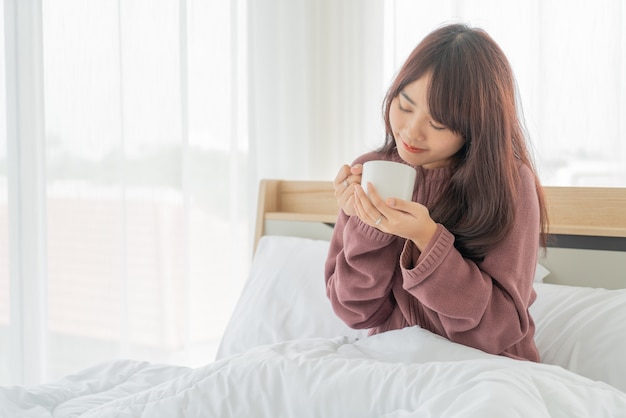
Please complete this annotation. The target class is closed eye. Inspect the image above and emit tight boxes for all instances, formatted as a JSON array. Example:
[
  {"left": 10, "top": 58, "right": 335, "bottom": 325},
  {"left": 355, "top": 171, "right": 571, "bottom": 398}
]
[
  {"left": 398, "top": 101, "right": 412, "bottom": 113},
  {"left": 430, "top": 121, "right": 446, "bottom": 131},
  {"left": 398, "top": 91, "right": 415, "bottom": 113}
]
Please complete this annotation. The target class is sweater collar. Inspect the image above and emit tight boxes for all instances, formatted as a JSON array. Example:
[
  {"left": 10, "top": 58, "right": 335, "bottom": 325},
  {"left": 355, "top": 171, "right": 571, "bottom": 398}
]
[{"left": 389, "top": 148, "right": 453, "bottom": 183}]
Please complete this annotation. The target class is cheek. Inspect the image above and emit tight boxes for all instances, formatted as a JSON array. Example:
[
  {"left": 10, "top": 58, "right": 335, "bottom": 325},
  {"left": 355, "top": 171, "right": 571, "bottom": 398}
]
[
  {"left": 388, "top": 102, "right": 401, "bottom": 133},
  {"left": 446, "top": 134, "right": 466, "bottom": 154}
]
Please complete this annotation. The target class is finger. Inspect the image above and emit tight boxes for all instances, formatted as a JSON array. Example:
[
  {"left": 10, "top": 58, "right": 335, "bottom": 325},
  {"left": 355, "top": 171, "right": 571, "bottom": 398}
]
[
  {"left": 333, "top": 165, "right": 351, "bottom": 201},
  {"left": 345, "top": 165, "right": 363, "bottom": 188},
  {"left": 334, "top": 165, "right": 351, "bottom": 186},
  {"left": 353, "top": 186, "right": 371, "bottom": 220},
  {"left": 355, "top": 185, "right": 384, "bottom": 225},
  {"left": 345, "top": 193, "right": 355, "bottom": 208},
  {"left": 352, "top": 188, "right": 365, "bottom": 220},
  {"left": 365, "top": 183, "right": 389, "bottom": 213},
  {"left": 385, "top": 197, "right": 413, "bottom": 213},
  {"left": 350, "top": 164, "right": 363, "bottom": 175}
]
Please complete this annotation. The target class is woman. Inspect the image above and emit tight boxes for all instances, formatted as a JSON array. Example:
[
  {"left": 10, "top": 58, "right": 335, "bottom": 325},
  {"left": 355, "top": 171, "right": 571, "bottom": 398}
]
[{"left": 325, "top": 23, "right": 548, "bottom": 361}]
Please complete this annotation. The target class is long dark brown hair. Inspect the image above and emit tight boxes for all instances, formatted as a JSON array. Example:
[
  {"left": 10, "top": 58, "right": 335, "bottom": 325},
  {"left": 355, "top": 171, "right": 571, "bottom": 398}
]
[{"left": 381, "top": 23, "right": 548, "bottom": 262}]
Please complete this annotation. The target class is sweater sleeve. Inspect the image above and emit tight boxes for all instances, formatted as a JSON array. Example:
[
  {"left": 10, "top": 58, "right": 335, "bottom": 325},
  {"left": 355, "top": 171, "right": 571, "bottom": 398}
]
[
  {"left": 399, "top": 165, "right": 540, "bottom": 355},
  {"left": 324, "top": 209, "right": 405, "bottom": 329}
]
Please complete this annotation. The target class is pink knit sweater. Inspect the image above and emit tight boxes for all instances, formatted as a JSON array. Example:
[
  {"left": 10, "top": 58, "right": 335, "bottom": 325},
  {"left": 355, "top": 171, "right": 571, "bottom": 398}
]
[{"left": 325, "top": 150, "right": 541, "bottom": 362}]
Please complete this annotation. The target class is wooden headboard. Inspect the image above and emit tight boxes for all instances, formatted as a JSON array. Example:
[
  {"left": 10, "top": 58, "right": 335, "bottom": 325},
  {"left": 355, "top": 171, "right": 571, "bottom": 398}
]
[{"left": 254, "top": 179, "right": 626, "bottom": 289}]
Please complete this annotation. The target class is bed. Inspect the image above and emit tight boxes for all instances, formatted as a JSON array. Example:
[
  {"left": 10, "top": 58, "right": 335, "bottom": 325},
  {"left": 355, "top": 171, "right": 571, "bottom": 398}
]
[{"left": 2, "top": 180, "right": 626, "bottom": 417}]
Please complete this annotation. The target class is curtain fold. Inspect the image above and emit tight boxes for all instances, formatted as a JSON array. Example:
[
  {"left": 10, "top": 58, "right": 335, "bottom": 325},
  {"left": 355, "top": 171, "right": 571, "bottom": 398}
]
[
  {"left": 247, "top": 0, "right": 386, "bottom": 182},
  {"left": 2, "top": 0, "right": 48, "bottom": 385}
]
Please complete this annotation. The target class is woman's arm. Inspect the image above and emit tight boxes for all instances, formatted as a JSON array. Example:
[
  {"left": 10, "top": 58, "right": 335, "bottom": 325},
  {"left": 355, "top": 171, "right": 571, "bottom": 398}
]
[
  {"left": 324, "top": 209, "right": 404, "bottom": 329},
  {"left": 400, "top": 165, "right": 540, "bottom": 355}
]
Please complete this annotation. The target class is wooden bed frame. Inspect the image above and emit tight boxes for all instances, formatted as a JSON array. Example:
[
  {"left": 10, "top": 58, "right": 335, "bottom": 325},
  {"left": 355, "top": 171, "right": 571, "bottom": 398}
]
[{"left": 254, "top": 180, "right": 626, "bottom": 289}]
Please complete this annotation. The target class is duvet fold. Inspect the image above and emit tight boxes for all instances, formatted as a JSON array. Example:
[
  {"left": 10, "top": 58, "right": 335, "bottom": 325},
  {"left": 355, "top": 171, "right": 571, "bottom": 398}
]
[{"left": 2, "top": 327, "right": 626, "bottom": 417}]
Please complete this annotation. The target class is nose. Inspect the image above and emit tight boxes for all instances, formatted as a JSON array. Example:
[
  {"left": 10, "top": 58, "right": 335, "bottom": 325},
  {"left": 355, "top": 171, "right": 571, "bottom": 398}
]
[{"left": 405, "top": 112, "right": 427, "bottom": 142}]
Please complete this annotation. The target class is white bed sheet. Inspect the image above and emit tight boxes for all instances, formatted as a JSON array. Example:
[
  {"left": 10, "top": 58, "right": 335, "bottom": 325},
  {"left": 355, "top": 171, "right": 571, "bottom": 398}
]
[
  {"left": 3, "top": 327, "right": 626, "bottom": 417},
  {"left": 4, "top": 235, "right": 626, "bottom": 417}
]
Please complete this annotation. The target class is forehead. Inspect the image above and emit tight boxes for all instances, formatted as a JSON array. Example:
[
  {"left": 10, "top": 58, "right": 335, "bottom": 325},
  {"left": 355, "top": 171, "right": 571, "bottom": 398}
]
[{"left": 400, "top": 73, "right": 432, "bottom": 109}]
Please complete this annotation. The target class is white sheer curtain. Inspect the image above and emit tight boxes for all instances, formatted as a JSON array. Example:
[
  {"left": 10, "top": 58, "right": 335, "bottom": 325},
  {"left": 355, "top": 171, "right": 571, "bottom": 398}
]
[
  {"left": 248, "top": 0, "right": 386, "bottom": 181},
  {"left": 1, "top": 0, "right": 624, "bottom": 386},
  {"left": 1, "top": 0, "right": 250, "bottom": 384}
]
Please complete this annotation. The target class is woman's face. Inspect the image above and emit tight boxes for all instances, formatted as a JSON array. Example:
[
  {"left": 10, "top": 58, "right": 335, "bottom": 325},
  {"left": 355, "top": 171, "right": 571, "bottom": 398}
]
[{"left": 389, "top": 73, "right": 465, "bottom": 169}]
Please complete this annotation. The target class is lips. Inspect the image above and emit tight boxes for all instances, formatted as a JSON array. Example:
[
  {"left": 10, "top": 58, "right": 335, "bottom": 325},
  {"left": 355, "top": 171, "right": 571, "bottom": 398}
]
[{"left": 401, "top": 140, "right": 426, "bottom": 154}]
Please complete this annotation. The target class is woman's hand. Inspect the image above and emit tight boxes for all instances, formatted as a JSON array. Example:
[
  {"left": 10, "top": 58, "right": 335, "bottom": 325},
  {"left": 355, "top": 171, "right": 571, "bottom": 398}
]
[
  {"left": 333, "top": 164, "right": 363, "bottom": 217},
  {"left": 353, "top": 182, "right": 438, "bottom": 251}
]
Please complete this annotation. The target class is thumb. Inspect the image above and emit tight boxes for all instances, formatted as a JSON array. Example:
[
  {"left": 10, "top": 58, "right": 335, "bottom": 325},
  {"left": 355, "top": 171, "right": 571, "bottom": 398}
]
[
  {"left": 386, "top": 197, "right": 405, "bottom": 208},
  {"left": 386, "top": 197, "right": 416, "bottom": 213},
  {"left": 350, "top": 164, "right": 363, "bottom": 175}
]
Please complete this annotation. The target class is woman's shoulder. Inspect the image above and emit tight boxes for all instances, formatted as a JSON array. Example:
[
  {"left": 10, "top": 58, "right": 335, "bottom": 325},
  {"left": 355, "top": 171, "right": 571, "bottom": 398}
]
[
  {"left": 514, "top": 161, "right": 541, "bottom": 201},
  {"left": 351, "top": 149, "right": 396, "bottom": 165},
  {"left": 516, "top": 161, "right": 537, "bottom": 187}
]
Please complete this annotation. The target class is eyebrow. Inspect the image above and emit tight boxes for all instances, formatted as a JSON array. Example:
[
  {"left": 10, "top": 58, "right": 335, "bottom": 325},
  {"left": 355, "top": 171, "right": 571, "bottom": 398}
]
[{"left": 400, "top": 91, "right": 415, "bottom": 106}]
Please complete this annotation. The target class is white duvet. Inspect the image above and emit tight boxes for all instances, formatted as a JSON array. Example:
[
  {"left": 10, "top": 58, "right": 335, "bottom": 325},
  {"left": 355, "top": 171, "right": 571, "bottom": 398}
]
[{"left": 2, "top": 327, "right": 626, "bottom": 418}]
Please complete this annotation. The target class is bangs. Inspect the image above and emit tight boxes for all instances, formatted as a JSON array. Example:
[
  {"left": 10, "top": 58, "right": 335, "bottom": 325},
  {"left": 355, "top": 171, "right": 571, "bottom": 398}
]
[{"left": 427, "top": 50, "right": 473, "bottom": 141}]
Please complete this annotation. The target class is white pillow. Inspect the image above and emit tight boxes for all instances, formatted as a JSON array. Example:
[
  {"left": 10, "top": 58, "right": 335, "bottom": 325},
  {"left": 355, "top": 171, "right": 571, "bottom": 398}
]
[
  {"left": 217, "top": 235, "right": 626, "bottom": 395},
  {"left": 534, "top": 262, "right": 550, "bottom": 283},
  {"left": 215, "top": 236, "right": 366, "bottom": 359},
  {"left": 532, "top": 282, "right": 626, "bottom": 393}
]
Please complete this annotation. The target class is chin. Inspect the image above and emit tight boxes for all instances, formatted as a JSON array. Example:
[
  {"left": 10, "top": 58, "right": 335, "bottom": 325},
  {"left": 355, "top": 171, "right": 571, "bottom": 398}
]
[{"left": 397, "top": 150, "right": 423, "bottom": 167}]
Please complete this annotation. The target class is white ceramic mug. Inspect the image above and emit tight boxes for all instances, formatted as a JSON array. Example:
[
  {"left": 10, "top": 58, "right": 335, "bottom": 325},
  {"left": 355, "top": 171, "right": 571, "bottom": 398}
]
[{"left": 361, "top": 160, "right": 416, "bottom": 201}]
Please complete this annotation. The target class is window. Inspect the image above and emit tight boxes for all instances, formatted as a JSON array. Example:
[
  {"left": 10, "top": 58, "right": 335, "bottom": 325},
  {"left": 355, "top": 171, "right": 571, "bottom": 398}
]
[
  {"left": 3, "top": 0, "right": 248, "bottom": 384},
  {"left": 386, "top": 0, "right": 626, "bottom": 187}
]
